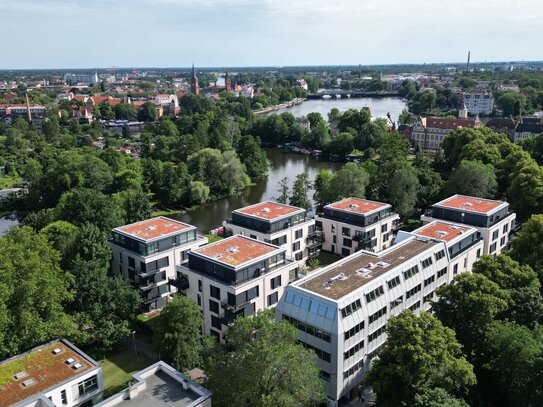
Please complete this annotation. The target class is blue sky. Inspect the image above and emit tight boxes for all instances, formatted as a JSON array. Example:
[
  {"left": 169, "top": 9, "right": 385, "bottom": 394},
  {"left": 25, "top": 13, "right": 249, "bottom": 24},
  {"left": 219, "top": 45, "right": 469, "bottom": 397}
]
[{"left": 2, "top": 0, "right": 542, "bottom": 69}]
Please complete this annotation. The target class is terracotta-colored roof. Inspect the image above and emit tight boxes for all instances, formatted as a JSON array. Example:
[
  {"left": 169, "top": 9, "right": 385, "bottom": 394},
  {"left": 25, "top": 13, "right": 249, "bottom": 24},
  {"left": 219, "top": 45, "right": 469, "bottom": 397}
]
[
  {"left": 425, "top": 117, "right": 479, "bottom": 130},
  {"left": 434, "top": 195, "right": 506, "bottom": 215},
  {"left": 327, "top": 198, "right": 389, "bottom": 215},
  {"left": 115, "top": 217, "right": 194, "bottom": 241},
  {"left": 131, "top": 100, "right": 148, "bottom": 108},
  {"left": 0, "top": 340, "right": 98, "bottom": 406},
  {"left": 413, "top": 221, "right": 473, "bottom": 243},
  {"left": 235, "top": 201, "right": 303, "bottom": 221},
  {"left": 194, "top": 235, "right": 280, "bottom": 267}
]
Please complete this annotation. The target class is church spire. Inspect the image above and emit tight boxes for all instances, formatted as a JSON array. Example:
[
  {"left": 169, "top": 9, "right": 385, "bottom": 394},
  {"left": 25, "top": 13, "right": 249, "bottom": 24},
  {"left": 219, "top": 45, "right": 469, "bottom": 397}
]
[{"left": 190, "top": 63, "right": 199, "bottom": 95}]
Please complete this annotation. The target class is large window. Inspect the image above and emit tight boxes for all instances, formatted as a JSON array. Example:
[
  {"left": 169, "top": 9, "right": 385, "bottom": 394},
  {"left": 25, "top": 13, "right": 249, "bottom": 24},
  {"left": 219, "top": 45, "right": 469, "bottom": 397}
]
[
  {"left": 387, "top": 276, "right": 401, "bottom": 289},
  {"left": 78, "top": 375, "right": 98, "bottom": 397},
  {"left": 368, "top": 306, "right": 387, "bottom": 324},
  {"left": 210, "top": 285, "right": 220, "bottom": 300},
  {"left": 341, "top": 299, "right": 362, "bottom": 318},
  {"left": 267, "top": 292, "right": 279, "bottom": 306},
  {"left": 270, "top": 275, "right": 282, "bottom": 290},
  {"left": 365, "top": 286, "right": 384, "bottom": 303},
  {"left": 283, "top": 314, "right": 331, "bottom": 342},
  {"left": 345, "top": 321, "right": 365, "bottom": 341},
  {"left": 406, "top": 284, "right": 422, "bottom": 299},
  {"left": 403, "top": 265, "right": 420, "bottom": 280}
]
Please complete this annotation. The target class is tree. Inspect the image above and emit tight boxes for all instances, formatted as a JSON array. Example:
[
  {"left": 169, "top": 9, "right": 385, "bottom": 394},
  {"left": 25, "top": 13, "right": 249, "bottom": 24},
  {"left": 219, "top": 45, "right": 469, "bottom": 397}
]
[
  {"left": 416, "top": 165, "right": 444, "bottom": 211},
  {"left": 290, "top": 172, "right": 312, "bottom": 210},
  {"left": 445, "top": 160, "right": 497, "bottom": 198},
  {"left": 158, "top": 162, "right": 191, "bottom": 207},
  {"left": 114, "top": 103, "right": 138, "bottom": 120},
  {"left": 114, "top": 188, "right": 152, "bottom": 224},
  {"left": 313, "top": 169, "right": 333, "bottom": 209},
  {"left": 0, "top": 227, "right": 76, "bottom": 358},
  {"left": 496, "top": 92, "right": 527, "bottom": 117},
  {"left": 366, "top": 311, "right": 475, "bottom": 407},
  {"left": 276, "top": 177, "right": 289, "bottom": 204},
  {"left": 189, "top": 181, "right": 210, "bottom": 205},
  {"left": 154, "top": 295, "right": 203, "bottom": 372},
  {"left": 237, "top": 135, "right": 269, "bottom": 179},
  {"left": 385, "top": 163, "right": 419, "bottom": 218},
  {"left": 313, "top": 163, "right": 369, "bottom": 208},
  {"left": 204, "top": 310, "right": 326, "bottom": 407},
  {"left": 137, "top": 101, "right": 157, "bottom": 122},
  {"left": 432, "top": 273, "right": 509, "bottom": 360},
  {"left": 507, "top": 161, "right": 543, "bottom": 220},
  {"left": 510, "top": 214, "right": 543, "bottom": 278},
  {"left": 413, "top": 387, "right": 469, "bottom": 407}
]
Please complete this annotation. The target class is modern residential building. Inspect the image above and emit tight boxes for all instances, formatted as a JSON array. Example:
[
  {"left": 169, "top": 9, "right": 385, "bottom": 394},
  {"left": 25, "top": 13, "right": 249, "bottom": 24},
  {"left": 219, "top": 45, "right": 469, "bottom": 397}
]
[
  {"left": 410, "top": 115, "right": 481, "bottom": 150},
  {"left": 177, "top": 235, "right": 299, "bottom": 341},
  {"left": 1, "top": 339, "right": 103, "bottom": 407},
  {"left": 224, "top": 201, "right": 320, "bottom": 263},
  {"left": 315, "top": 198, "right": 401, "bottom": 256},
  {"left": 421, "top": 195, "right": 516, "bottom": 255},
  {"left": 275, "top": 235, "right": 451, "bottom": 404},
  {"left": 64, "top": 72, "right": 99, "bottom": 85},
  {"left": 96, "top": 361, "right": 212, "bottom": 407},
  {"left": 462, "top": 92, "right": 494, "bottom": 115},
  {"left": 513, "top": 116, "right": 543, "bottom": 142},
  {"left": 108, "top": 217, "right": 208, "bottom": 313}
]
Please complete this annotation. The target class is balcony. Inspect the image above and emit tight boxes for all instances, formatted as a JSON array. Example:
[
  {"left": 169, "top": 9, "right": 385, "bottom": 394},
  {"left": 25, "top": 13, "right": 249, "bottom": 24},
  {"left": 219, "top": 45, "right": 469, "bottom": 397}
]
[{"left": 221, "top": 299, "right": 251, "bottom": 312}]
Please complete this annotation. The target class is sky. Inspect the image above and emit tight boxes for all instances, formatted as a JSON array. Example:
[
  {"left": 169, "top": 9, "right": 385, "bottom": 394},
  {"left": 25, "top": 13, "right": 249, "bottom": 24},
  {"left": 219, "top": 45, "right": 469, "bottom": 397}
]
[{"left": 2, "top": 0, "right": 543, "bottom": 69}]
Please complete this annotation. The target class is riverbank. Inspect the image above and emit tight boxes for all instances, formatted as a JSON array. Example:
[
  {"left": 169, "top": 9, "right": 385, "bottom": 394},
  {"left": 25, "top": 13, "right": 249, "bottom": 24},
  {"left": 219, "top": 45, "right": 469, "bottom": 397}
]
[{"left": 253, "top": 98, "right": 305, "bottom": 116}]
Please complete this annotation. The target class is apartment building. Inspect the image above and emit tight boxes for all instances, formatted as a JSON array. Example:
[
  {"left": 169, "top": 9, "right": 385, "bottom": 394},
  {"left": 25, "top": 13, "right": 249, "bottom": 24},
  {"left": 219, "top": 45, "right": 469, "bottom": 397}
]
[
  {"left": 177, "top": 235, "right": 298, "bottom": 341},
  {"left": 315, "top": 198, "right": 400, "bottom": 256},
  {"left": 64, "top": 72, "right": 99, "bottom": 85},
  {"left": 421, "top": 195, "right": 516, "bottom": 255},
  {"left": 275, "top": 236, "right": 451, "bottom": 404},
  {"left": 96, "top": 361, "right": 212, "bottom": 407},
  {"left": 108, "top": 217, "right": 208, "bottom": 313},
  {"left": 513, "top": 117, "right": 543, "bottom": 142},
  {"left": 1, "top": 339, "right": 103, "bottom": 407},
  {"left": 0, "top": 104, "right": 46, "bottom": 125},
  {"left": 224, "top": 201, "right": 320, "bottom": 263},
  {"left": 462, "top": 92, "right": 494, "bottom": 115},
  {"left": 411, "top": 116, "right": 481, "bottom": 150}
]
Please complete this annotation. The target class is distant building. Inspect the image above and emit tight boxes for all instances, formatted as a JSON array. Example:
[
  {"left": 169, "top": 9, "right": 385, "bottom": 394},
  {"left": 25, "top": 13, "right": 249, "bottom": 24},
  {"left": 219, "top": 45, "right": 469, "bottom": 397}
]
[
  {"left": 0, "top": 103, "right": 46, "bottom": 125},
  {"left": 485, "top": 117, "right": 516, "bottom": 139},
  {"left": 64, "top": 72, "right": 99, "bottom": 85},
  {"left": 177, "top": 235, "right": 298, "bottom": 341},
  {"left": 315, "top": 198, "right": 401, "bottom": 256},
  {"left": 0, "top": 339, "right": 103, "bottom": 407},
  {"left": 224, "top": 201, "right": 320, "bottom": 264},
  {"left": 96, "top": 361, "right": 212, "bottom": 407},
  {"left": 295, "top": 79, "right": 308, "bottom": 91},
  {"left": 190, "top": 64, "right": 199, "bottom": 95},
  {"left": 410, "top": 115, "right": 481, "bottom": 150},
  {"left": 421, "top": 195, "right": 516, "bottom": 255},
  {"left": 155, "top": 94, "right": 180, "bottom": 116},
  {"left": 462, "top": 92, "right": 494, "bottom": 115},
  {"left": 514, "top": 116, "right": 543, "bottom": 142},
  {"left": 108, "top": 217, "right": 208, "bottom": 313}
]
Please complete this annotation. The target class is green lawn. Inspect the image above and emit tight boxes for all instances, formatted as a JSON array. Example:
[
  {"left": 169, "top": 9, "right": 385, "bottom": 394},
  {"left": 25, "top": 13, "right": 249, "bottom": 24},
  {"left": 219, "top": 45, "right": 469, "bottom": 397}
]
[
  {"left": 99, "top": 349, "right": 153, "bottom": 397},
  {"left": 0, "top": 176, "right": 20, "bottom": 189},
  {"left": 206, "top": 233, "right": 223, "bottom": 244},
  {"left": 150, "top": 209, "right": 181, "bottom": 217},
  {"left": 316, "top": 251, "right": 341, "bottom": 266}
]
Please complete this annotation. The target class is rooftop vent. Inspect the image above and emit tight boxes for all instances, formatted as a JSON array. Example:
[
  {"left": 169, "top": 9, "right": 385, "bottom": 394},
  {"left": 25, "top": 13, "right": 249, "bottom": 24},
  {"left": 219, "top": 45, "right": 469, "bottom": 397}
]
[
  {"left": 228, "top": 246, "right": 239, "bottom": 254},
  {"left": 436, "top": 230, "right": 448, "bottom": 237},
  {"left": 262, "top": 207, "right": 271, "bottom": 213},
  {"left": 376, "top": 261, "right": 389, "bottom": 268},
  {"left": 72, "top": 363, "right": 83, "bottom": 370},
  {"left": 52, "top": 348, "right": 63, "bottom": 355},
  {"left": 21, "top": 379, "right": 35, "bottom": 387},
  {"left": 357, "top": 268, "right": 373, "bottom": 278},
  {"left": 463, "top": 202, "right": 473, "bottom": 207},
  {"left": 145, "top": 225, "right": 157, "bottom": 231},
  {"left": 348, "top": 203, "right": 359, "bottom": 209},
  {"left": 65, "top": 357, "right": 76, "bottom": 364},
  {"left": 13, "top": 371, "right": 28, "bottom": 381},
  {"left": 367, "top": 262, "right": 375, "bottom": 269},
  {"left": 450, "top": 225, "right": 460, "bottom": 230}
]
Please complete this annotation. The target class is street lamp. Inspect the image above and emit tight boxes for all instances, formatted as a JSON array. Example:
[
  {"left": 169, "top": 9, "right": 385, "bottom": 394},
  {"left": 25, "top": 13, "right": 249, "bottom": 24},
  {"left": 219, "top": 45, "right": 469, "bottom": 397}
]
[{"left": 132, "top": 330, "right": 138, "bottom": 354}]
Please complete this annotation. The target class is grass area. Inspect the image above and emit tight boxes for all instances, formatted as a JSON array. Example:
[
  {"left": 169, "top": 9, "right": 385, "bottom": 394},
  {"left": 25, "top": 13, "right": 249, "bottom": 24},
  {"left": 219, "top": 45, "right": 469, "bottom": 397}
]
[
  {"left": 99, "top": 349, "right": 154, "bottom": 397},
  {"left": 206, "top": 233, "right": 224, "bottom": 244},
  {"left": 0, "top": 176, "right": 20, "bottom": 189},
  {"left": 316, "top": 251, "right": 341, "bottom": 266},
  {"left": 150, "top": 209, "right": 182, "bottom": 217}
]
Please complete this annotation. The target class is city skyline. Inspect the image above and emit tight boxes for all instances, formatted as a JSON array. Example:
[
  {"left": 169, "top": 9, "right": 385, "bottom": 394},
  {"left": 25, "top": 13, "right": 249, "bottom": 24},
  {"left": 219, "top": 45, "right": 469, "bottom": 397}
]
[{"left": 2, "top": 0, "right": 542, "bottom": 69}]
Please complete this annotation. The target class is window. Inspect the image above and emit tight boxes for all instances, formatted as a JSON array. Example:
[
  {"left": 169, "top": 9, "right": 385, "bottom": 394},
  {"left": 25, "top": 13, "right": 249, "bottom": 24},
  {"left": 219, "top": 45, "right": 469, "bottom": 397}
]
[
  {"left": 271, "top": 235, "right": 287, "bottom": 246},
  {"left": 435, "top": 250, "right": 446, "bottom": 261},
  {"left": 423, "top": 292, "right": 434, "bottom": 303},
  {"left": 368, "top": 306, "right": 387, "bottom": 324},
  {"left": 409, "top": 300, "right": 421, "bottom": 311},
  {"left": 381, "top": 223, "right": 388, "bottom": 233},
  {"left": 331, "top": 224, "right": 336, "bottom": 233},
  {"left": 390, "top": 295, "right": 403, "bottom": 309},
  {"left": 209, "top": 300, "right": 219, "bottom": 314},
  {"left": 387, "top": 276, "right": 401, "bottom": 289},
  {"left": 383, "top": 232, "right": 390, "bottom": 241},
  {"left": 341, "top": 299, "right": 362, "bottom": 318},
  {"left": 61, "top": 390, "right": 67, "bottom": 405},
  {"left": 198, "top": 280, "right": 202, "bottom": 292},
  {"left": 78, "top": 375, "right": 98, "bottom": 396},
  {"left": 476, "top": 248, "right": 481, "bottom": 258},
  {"left": 250, "top": 234, "right": 257, "bottom": 239},
  {"left": 343, "top": 237, "right": 352, "bottom": 247},
  {"left": 490, "top": 242, "right": 497, "bottom": 253},
  {"left": 210, "top": 329, "right": 221, "bottom": 340},
  {"left": 342, "top": 227, "right": 351, "bottom": 236},
  {"left": 437, "top": 267, "right": 448, "bottom": 279},
  {"left": 298, "top": 340, "right": 331, "bottom": 363},
  {"left": 368, "top": 325, "right": 386, "bottom": 343},
  {"left": 344, "top": 339, "right": 365, "bottom": 360},
  {"left": 406, "top": 284, "right": 421, "bottom": 299},
  {"left": 128, "top": 256, "right": 135, "bottom": 268},
  {"left": 210, "top": 285, "right": 220, "bottom": 300},
  {"left": 270, "top": 275, "right": 282, "bottom": 290},
  {"left": 345, "top": 321, "right": 365, "bottom": 340},
  {"left": 403, "top": 265, "right": 420, "bottom": 280},
  {"left": 295, "top": 252, "right": 303, "bottom": 261},
  {"left": 292, "top": 241, "right": 301, "bottom": 252},
  {"left": 503, "top": 223, "right": 509, "bottom": 233},
  {"left": 283, "top": 314, "right": 332, "bottom": 342},
  {"left": 267, "top": 291, "right": 279, "bottom": 306},
  {"left": 424, "top": 275, "right": 435, "bottom": 287},
  {"left": 500, "top": 236, "right": 506, "bottom": 247},
  {"left": 211, "top": 315, "right": 222, "bottom": 330},
  {"left": 365, "top": 286, "right": 384, "bottom": 303},
  {"left": 197, "top": 294, "right": 201, "bottom": 307},
  {"left": 492, "top": 230, "right": 499, "bottom": 241},
  {"left": 421, "top": 257, "right": 433, "bottom": 269},
  {"left": 295, "top": 229, "right": 303, "bottom": 240},
  {"left": 342, "top": 248, "right": 351, "bottom": 257}
]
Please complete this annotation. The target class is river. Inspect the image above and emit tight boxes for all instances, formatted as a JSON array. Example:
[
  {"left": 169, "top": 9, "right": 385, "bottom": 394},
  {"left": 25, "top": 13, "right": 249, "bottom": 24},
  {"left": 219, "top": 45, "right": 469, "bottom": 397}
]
[
  {"left": 266, "top": 97, "right": 407, "bottom": 121},
  {"left": 176, "top": 148, "right": 341, "bottom": 233}
]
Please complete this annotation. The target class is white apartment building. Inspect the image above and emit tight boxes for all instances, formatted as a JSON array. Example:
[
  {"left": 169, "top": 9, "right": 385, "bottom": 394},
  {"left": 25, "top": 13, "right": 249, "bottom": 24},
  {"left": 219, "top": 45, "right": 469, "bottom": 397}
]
[
  {"left": 224, "top": 201, "right": 320, "bottom": 264},
  {"left": 275, "top": 235, "right": 452, "bottom": 405},
  {"left": 177, "top": 235, "right": 299, "bottom": 342},
  {"left": 1, "top": 339, "right": 103, "bottom": 407},
  {"left": 96, "top": 361, "right": 212, "bottom": 407},
  {"left": 421, "top": 195, "right": 516, "bottom": 255},
  {"left": 108, "top": 217, "right": 208, "bottom": 313},
  {"left": 462, "top": 92, "right": 494, "bottom": 115},
  {"left": 315, "top": 198, "right": 400, "bottom": 256},
  {"left": 64, "top": 72, "right": 99, "bottom": 85}
]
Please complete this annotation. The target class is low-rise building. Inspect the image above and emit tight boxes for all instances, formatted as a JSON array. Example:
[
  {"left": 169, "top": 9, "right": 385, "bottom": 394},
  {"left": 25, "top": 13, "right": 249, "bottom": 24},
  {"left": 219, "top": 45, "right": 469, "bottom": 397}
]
[
  {"left": 108, "top": 217, "right": 208, "bottom": 313},
  {"left": 411, "top": 116, "right": 481, "bottom": 150},
  {"left": 462, "top": 92, "right": 494, "bottom": 115},
  {"left": 513, "top": 117, "right": 543, "bottom": 142},
  {"left": 224, "top": 201, "right": 320, "bottom": 263},
  {"left": 485, "top": 117, "right": 516, "bottom": 139},
  {"left": 315, "top": 198, "right": 401, "bottom": 256},
  {"left": 0, "top": 104, "right": 46, "bottom": 125},
  {"left": 275, "top": 235, "right": 452, "bottom": 404},
  {"left": 96, "top": 361, "right": 212, "bottom": 407},
  {"left": 0, "top": 339, "right": 103, "bottom": 407},
  {"left": 421, "top": 195, "right": 515, "bottom": 255},
  {"left": 177, "top": 235, "right": 298, "bottom": 341}
]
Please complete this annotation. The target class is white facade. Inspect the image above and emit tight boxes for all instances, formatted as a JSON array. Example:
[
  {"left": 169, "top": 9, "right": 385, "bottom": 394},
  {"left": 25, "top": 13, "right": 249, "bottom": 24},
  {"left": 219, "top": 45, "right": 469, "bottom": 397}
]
[
  {"left": 275, "top": 236, "right": 453, "bottom": 404},
  {"left": 315, "top": 198, "right": 400, "bottom": 256},
  {"left": 177, "top": 235, "right": 299, "bottom": 342},
  {"left": 64, "top": 72, "right": 99, "bottom": 84},
  {"left": 463, "top": 92, "right": 494, "bottom": 115}
]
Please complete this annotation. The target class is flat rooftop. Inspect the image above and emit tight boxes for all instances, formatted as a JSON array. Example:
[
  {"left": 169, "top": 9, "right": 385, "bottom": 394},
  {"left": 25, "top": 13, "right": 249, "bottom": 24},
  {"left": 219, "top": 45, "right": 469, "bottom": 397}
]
[
  {"left": 412, "top": 221, "right": 474, "bottom": 243},
  {"left": 193, "top": 235, "right": 281, "bottom": 268},
  {"left": 434, "top": 195, "right": 507, "bottom": 215},
  {"left": 0, "top": 340, "right": 98, "bottom": 406},
  {"left": 114, "top": 217, "right": 194, "bottom": 242},
  {"left": 326, "top": 198, "right": 389, "bottom": 215},
  {"left": 298, "top": 238, "right": 437, "bottom": 300},
  {"left": 234, "top": 201, "right": 304, "bottom": 221}
]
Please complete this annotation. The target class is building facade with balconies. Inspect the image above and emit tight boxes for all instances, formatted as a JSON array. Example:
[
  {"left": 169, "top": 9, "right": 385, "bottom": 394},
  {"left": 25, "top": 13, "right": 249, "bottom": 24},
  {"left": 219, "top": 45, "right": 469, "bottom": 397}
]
[
  {"left": 315, "top": 198, "right": 400, "bottom": 257},
  {"left": 275, "top": 235, "right": 451, "bottom": 405},
  {"left": 224, "top": 201, "right": 320, "bottom": 264},
  {"left": 421, "top": 195, "right": 516, "bottom": 255},
  {"left": 177, "top": 235, "right": 299, "bottom": 342},
  {"left": 108, "top": 217, "right": 208, "bottom": 313}
]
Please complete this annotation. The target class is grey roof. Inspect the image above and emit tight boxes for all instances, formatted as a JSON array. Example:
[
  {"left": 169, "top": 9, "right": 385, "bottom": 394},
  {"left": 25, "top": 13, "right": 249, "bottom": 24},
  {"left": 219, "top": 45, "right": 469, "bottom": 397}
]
[{"left": 516, "top": 122, "right": 543, "bottom": 134}]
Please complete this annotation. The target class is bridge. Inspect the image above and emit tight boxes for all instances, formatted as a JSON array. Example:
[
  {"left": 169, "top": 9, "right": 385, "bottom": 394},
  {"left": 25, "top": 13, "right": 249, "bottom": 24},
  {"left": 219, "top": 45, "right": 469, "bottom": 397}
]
[{"left": 306, "top": 91, "right": 401, "bottom": 100}]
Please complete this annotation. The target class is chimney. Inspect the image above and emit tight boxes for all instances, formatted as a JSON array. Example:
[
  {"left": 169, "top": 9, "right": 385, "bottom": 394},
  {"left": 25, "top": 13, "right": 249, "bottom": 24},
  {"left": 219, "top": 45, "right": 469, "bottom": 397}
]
[
  {"left": 25, "top": 92, "right": 32, "bottom": 123},
  {"left": 466, "top": 51, "right": 471, "bottom": 72}
]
